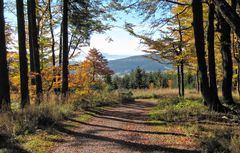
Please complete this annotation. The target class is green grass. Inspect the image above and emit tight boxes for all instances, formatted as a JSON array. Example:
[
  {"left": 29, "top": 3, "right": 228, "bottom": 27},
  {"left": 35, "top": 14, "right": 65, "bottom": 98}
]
[
  {"left": 149, "top": 97, "right": 208, "bottom": 122},
  {"left": 132, "top": 88, "right": 201, "bottom": 99},
  {"left": 149, "top": 96, "right": 240, "bottom": 152},
  {"left": 17, "top": 130, "right": 62, "bottom": 153},
  {"left": 15, "top": 112, "right": 94, "bottom": 153},
  {"left": 0, "top": 90, "right": 134, "bottom": 153}
]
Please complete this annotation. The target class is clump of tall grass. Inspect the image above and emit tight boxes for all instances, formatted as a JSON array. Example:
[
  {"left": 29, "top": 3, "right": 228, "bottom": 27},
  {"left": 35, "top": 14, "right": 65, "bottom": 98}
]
[
  {"left": 149, "top": 97, "right": 208, "bottom": 122},
  {"left": 201, "top": 129, "right": 240, "bottom": 153},
  {"left": 0, "top": 94, "right": 75, "bottom": 136},
  {"left": 149, "top": 96, "right": 240, "bottom": 152}
]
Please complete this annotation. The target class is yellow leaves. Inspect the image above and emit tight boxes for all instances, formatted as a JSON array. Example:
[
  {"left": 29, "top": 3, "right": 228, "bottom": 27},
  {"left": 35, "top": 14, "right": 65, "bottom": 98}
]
[
  {"left": 73, "top": 48, "right": 113, "bottom": 93},
  {"left": 53, "top": 81, "right": 61, "bottom": 89},
  {"left": 233, "top": 73, "right": 238, "bottom": 79}
]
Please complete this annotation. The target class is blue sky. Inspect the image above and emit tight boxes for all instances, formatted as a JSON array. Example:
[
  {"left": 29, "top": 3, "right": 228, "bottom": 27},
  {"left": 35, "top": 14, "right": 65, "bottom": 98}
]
[
  {"left": 4, "top": 1, "right": 149, "bottom": 60},
  {"left": 81, "top": 11, "right": 149, "bottom": 59}
]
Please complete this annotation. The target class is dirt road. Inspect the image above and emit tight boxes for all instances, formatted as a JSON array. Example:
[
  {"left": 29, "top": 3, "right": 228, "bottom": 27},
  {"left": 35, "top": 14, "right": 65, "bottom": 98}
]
[{"left": 51, "top": 100, "right": 199, "bottom": 153}]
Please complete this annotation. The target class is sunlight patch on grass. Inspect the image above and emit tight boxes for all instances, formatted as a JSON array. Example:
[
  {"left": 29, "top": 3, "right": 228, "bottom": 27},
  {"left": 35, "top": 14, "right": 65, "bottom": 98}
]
[
  {"left": 132, "top": 88, "right": 201, "bottom": 99},
  {"left": 149, "top": 96, "right": 240, "bottom": 152},
  {"left": 149, "top": 97, "right": 208, "bottom": 122},
  {"left": 16, "top": 130, "right": 62, "bottom": 153},
  {"left": 14, "top": 112, "right": 95, "bottom": 153}
]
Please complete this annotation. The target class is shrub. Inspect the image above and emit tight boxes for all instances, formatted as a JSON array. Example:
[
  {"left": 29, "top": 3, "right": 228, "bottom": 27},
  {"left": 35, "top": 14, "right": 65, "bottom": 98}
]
[
  {"left": 118, "top": 91, "right": 134, "bottom": 103},
  {"left": 74, "top": 90, "right": 134, "bottom": 109}
]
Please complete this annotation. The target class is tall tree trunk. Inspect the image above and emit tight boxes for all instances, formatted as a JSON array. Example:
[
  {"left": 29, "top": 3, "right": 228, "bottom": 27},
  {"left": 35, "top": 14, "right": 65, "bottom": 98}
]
[
  {"left": 59, "top": 22, "right": 63, "bottom": 66},
  {"left": 237, "top": 36, "right": 240, "bottom": 96},
  {"left": 56, "top": 22, "right": 63, "bottom": 93},
  {"left": 180, "top": 62, "right": 184, "bottom": 97},
  {"left": 28, "top": 0, "right": 42, "bottom": 101},
  {"left": 48, "top": 0, "right": 55, "bottom": 66},
  {"left": 62, "top": 0, "right": 69, "bottom": 95},
  {"left": 176, "top": 15, "right": 184, "bottom": 97},
  {"left": 177, "top": 65, "right": 181, "bottom": 97},
  {"left": 235, "top": 1, "right": 240, "bottom": 97},
  {"left": 47, "top": 0, "right": 56, "bottom": 92},
  {"left": 231, "top": 0, "right": 240, "bottom": 96},
  {"left": 218, "top": 12, "right": 235, "bottom": 105},
  {"left": 207, "top": 3, "right": 220, "bottom": 103},
  {"left": 192, "top": 0, "right": 224, "bottom": 111},
  {"left": 196, "top": 68, "right": 200, "bottom": 93},
  {"left": 27, "top": 0, "right": 35, "bottom": 85},
  {"left": 16, "top": 0, "right": 30, "bottom": 108},
  {"left": 0, "top": 0, "right": 11, "bottom": 111},
  {"left": 238, "top": 62, "right": 240, "bottom": 96},
  {"left": 213, "top": 0, "right": 240, "bottom": 38}
]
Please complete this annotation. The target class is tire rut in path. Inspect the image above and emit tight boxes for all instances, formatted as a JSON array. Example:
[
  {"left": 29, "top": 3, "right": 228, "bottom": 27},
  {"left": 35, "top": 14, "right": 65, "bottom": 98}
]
[{"left": 51, "top": 100, "right": 199, "bottom": 153}]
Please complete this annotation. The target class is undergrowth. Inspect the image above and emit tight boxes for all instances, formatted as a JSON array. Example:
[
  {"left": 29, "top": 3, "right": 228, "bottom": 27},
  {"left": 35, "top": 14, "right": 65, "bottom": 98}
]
[
  {"left": 149, "top": 97, "right": 208, "bottom": 122},
  {"left": 0, "top": 90, "right": 133, "bottom": 152},
  {"left": 150, "top": 97, "right": 240, "bottom": 152}
]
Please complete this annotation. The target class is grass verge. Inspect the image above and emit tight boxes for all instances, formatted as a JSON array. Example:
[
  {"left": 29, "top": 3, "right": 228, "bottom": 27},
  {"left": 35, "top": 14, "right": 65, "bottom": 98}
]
[
  {"left": 149, "top": 97, "right": 240, "bottom": 152},
  {"left": 0, "top": 90, "right": 133, "bottom": 153}
]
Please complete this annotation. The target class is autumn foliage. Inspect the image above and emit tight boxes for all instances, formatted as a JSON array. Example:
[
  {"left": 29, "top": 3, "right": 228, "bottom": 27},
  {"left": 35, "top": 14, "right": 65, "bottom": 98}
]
[{"left": 74, "top": 48, "right": 113, "bottom": 94}]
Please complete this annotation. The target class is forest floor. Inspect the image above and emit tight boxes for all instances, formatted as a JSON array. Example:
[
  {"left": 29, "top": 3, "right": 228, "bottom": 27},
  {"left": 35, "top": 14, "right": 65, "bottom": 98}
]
[
  {"left": 49, "top": 99, "right": 199, "bottom": 153},
  {"left": 2, "top": 89, "right": 240, "bottom": 152}
]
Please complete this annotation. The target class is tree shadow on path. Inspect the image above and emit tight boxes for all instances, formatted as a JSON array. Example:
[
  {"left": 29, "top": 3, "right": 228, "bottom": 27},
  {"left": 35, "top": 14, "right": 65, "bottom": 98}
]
[
  {"left": 53, "top": 125, "right": 200, "bottom": 153},
  {"left": 52, "top": 100, "right": 200, "bottom": 152},
  {"left": 67, "top": 118, "right": 192, "bottom": 137}
]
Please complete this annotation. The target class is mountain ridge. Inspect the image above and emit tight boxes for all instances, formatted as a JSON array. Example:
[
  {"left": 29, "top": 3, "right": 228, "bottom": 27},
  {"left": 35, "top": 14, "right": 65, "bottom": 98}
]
[{"left": 108, "top": 55, "right": 172, "bottom": 74}]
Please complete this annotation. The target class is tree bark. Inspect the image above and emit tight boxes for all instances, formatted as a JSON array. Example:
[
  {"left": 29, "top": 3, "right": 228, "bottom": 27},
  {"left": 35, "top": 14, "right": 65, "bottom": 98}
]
[
  {"left": 62, "top": 0, "right": 69, "bottom": 95},
  {"left": 238, "top": 62, "right": 240, "bottom": 96},
  {"left": 213, "top": 0, "right": 240, "bottom": 38},
  {"left": 180, "top": 62, "right": 184, "bottom": 97},
  {"left": 16, "top": 0, "right": 30, "bottom": 108},
  {"left": 27, "top": 0, "right": 35, "bottom": 85},
  {"left": 59, "top": 22, "right": 63, "bottom": 66},
  {"left": 218, "top": 12, "right": 235, "bottom": 105},
  {"left": 28, "top": 0, "right": 42, "bottom": 102},
  {"left": 176, "top": 15, "right": 185, "bottom": 97},
  {"left": 47, "top": 0, "right": 56, "bottom": 92},
  {"left": 177, "top": 65, "right": 181, "bottom": 97},
  {"left": 55, "top": 22, "right": 63, "bottom": 93},
  {"left": 196, "top": 69, "right": 200, "bottom": 93},
  {"left": 234, "top": 0, "right": 240, "bottom": 96},
  {"left": 0, "top": 0, "right": 11, "bottom": 111},
  {"left": 192, "top": 0, "right": 224, "bottom": 111},
  {"left": 207, "top": 3, "right": 220, "bottom": 103},
  {"left": 48, "top": 0, "right": 55, "bottom": 66}
]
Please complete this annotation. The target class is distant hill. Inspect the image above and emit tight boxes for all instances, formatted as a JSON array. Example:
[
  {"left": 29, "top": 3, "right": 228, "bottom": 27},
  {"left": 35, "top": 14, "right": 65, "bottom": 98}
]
[{"left": 108, "top": 55, "right": 172, "bottom": 74}]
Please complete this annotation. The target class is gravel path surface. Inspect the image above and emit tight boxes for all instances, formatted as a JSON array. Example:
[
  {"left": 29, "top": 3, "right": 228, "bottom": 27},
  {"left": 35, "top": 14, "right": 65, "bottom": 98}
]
[{"left": 50, "top": 100, "right": 199, "bottom": 153}]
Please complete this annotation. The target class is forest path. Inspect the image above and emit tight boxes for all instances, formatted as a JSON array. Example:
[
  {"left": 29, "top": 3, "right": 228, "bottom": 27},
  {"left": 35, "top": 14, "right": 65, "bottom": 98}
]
[{"left": 50, "top": 100, "right": 199, "bottom": 153}]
